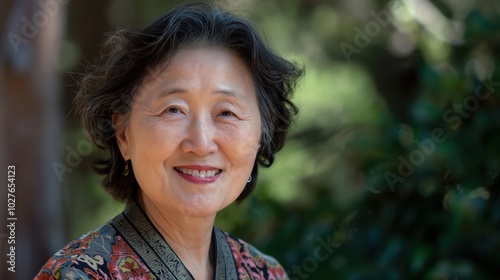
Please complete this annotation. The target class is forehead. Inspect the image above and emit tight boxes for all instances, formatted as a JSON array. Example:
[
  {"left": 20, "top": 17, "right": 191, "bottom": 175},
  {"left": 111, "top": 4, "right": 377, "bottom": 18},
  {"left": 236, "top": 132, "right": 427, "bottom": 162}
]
[{"left": 141, "top": 46, "right": 254, "bottom": 92}]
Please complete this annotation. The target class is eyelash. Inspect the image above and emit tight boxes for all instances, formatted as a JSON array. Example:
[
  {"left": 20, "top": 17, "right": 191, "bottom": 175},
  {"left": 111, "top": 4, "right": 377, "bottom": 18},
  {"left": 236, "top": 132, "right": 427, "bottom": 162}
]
[
  {"left": 162, "top": 107, "right": 237, "bottom": 118},
  {"left": 219, "top": 110, "right": 235, "bottom": 117},
  {"left": 167, "top": 107, "right": 181, "bottom": 114}
]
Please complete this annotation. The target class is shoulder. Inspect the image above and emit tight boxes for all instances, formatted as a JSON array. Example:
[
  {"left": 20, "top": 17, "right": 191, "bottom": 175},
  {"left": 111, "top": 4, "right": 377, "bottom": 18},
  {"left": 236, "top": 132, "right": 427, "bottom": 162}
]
[
  {"left": 221, "top": 230, "right": 289, "bottom": 280},
  {"left": 35, "top": 223, "right": 154, "bottom": 280}
]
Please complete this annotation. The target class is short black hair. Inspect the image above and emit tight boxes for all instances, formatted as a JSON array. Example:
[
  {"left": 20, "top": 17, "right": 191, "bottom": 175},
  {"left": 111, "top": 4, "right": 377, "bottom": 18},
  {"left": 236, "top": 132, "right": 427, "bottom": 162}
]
[{"left": 74, "top": 2, "right": 304, "bottom": 202}]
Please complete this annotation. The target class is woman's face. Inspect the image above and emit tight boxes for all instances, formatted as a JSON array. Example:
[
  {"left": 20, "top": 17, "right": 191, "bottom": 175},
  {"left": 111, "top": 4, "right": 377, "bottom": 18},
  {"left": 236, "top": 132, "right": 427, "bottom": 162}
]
[{"left": 115, "top": 47, "right": 261, "bottom": 217}]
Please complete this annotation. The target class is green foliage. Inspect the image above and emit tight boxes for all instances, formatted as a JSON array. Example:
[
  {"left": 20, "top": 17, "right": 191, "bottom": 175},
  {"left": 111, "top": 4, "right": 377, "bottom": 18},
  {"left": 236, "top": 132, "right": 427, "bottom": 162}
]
[{"left": 66, "top": 0, "right": 500, "bottom": 279}]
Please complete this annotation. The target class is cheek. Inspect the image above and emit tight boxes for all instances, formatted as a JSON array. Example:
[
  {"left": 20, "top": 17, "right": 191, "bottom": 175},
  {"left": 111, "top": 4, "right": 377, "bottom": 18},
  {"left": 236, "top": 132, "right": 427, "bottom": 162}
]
[
  {"left": 223, "top": 124, "right": 261, "bottom": 161},
  {"left": 130, "top": 121, "right": 179, "bottom": 161}
]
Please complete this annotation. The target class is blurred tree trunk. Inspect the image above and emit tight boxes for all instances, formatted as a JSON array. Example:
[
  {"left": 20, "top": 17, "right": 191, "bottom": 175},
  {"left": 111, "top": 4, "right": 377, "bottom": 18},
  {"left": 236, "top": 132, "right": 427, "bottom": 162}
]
[{"left": 1, "top": 0, "right": 66, "bottom": 278}]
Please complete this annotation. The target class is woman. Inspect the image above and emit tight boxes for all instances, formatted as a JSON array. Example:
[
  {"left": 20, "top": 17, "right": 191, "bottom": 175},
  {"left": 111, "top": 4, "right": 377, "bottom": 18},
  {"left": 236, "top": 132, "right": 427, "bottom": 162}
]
[{"left": 36, "top": 2, "right": 303, "bottom": 279}]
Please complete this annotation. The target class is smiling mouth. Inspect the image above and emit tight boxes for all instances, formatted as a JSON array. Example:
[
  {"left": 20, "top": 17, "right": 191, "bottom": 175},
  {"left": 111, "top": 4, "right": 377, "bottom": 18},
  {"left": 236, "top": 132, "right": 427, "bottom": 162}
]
[{"left": 174, "top": 167, "right": 222, "bottom": 178}]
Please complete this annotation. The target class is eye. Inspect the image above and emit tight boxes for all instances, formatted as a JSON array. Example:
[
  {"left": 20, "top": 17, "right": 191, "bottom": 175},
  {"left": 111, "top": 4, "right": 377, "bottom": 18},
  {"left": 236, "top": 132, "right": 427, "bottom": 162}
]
[
  {"left": 219, "top": 110, "right": 235, "bottom": 117},
  {"left": 166, "top": 107, "right": 181, "bottom": 114}
]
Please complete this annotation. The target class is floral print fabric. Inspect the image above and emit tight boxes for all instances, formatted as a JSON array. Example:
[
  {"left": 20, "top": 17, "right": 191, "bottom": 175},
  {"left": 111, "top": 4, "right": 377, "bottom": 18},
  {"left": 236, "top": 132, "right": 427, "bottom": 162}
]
[
  {"left": 35, "top": 225, "right": 156, "bottom": 280},
  {"left": 35, "top": 202, "right": 288, "bottom": 280},
  {"left": 226, "top": 234, "right": 289, "bottom": 280}
]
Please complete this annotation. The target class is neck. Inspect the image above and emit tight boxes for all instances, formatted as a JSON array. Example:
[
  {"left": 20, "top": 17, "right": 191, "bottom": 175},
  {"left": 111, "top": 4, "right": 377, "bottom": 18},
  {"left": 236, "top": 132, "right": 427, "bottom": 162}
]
[{"left": 138, "top": 193, "right": 215, "bottom": 280}]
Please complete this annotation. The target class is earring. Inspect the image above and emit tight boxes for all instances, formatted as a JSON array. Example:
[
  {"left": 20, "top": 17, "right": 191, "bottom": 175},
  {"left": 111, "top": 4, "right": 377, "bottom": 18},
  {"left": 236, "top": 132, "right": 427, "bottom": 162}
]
[
  {"left": 123, "top": 160, "right": 129, "bottom": 176},
  {"left": 247, "top": 176, "right": 252, "bottom": 183}
]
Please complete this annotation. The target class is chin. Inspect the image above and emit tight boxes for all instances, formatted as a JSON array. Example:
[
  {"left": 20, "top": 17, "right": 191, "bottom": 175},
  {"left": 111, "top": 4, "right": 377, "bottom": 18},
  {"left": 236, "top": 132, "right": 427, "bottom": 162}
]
[{"left": 179, "top": 199, "right": 224, "bottom": 217}]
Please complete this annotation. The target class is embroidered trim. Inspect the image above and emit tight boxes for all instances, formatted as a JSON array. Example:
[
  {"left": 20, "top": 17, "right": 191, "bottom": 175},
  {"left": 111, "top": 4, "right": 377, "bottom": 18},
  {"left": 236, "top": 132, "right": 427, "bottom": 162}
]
[{"left": 111, "top": 200, "right": 238, "bottom": 279}]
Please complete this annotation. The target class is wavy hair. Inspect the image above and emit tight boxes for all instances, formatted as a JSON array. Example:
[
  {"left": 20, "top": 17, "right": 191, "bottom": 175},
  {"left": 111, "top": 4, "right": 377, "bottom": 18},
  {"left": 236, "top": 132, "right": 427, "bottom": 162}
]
[{"left": 74, "top": 2, "right": 304, "bottom": 202}]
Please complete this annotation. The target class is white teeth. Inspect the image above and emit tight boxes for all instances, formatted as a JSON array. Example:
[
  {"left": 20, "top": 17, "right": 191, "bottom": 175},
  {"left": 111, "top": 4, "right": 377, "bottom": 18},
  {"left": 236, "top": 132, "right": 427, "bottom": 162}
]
[
  {"left": 179, "top": 168, "right": 192, "bottom": 175},
  {"left": 176, "top": 168, "right": 220, "bottom": 178}
]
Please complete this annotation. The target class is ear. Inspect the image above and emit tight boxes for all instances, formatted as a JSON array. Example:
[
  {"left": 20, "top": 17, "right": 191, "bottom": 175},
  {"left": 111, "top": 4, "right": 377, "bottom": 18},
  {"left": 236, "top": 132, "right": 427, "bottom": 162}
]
[{"left": 112, "top": 114, "right": 129, "bottom": 160}]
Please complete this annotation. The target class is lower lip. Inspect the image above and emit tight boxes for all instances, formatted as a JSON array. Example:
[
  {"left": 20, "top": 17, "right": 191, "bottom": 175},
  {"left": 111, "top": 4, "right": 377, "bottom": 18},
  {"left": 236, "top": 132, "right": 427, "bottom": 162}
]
[{"left": 176, "top": 170, "right": 220, "bottom": 184}]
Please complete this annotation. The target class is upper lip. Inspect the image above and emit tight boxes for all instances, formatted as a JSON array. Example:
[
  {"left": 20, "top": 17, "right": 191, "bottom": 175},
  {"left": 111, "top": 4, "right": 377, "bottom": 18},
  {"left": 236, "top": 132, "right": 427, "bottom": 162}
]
[{"left": 174, "top": 165, "right": 221, "bottom": 171}]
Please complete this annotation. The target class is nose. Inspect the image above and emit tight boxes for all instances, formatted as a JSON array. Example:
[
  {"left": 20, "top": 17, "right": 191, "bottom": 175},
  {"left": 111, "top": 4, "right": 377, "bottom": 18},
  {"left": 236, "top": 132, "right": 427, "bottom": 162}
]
[{"left": 180, "top": 113, "right": 218, "bottom": 156}]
